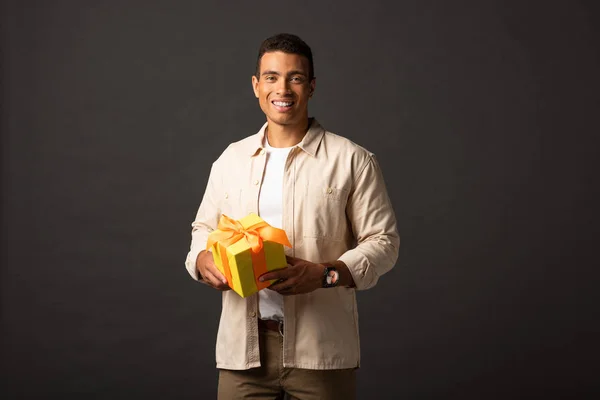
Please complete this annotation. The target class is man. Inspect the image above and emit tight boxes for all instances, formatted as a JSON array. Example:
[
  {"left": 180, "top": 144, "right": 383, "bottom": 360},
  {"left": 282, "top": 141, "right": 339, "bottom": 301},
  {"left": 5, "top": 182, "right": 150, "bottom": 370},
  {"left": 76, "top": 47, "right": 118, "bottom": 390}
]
[{"left": 185, "top": 33, "right": 399, "bottom": 400}]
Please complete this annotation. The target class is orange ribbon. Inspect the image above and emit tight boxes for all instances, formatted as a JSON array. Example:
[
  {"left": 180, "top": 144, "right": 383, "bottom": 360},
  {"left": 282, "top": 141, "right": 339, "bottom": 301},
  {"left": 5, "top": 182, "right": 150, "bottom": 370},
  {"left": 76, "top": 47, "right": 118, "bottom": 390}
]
[{"left": 206, "top": 214, "right": 291, "bottom": 291}]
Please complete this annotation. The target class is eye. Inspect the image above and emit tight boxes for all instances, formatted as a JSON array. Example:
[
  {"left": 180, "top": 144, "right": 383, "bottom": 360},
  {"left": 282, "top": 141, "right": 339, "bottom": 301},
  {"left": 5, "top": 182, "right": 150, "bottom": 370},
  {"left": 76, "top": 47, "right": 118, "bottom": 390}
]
[
  {"left": 290, "top": 76, "right": 305, "bottom": 83},
  {"left": 265, "top": 75, "right": 276, "bottom": 82}
]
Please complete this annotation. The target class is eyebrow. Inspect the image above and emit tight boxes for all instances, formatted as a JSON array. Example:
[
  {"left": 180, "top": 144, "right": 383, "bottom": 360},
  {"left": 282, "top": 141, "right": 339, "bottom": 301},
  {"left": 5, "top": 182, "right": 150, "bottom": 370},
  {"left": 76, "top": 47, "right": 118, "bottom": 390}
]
[{"left": 261, "top": 70, "right": 308, "bottom": 77}]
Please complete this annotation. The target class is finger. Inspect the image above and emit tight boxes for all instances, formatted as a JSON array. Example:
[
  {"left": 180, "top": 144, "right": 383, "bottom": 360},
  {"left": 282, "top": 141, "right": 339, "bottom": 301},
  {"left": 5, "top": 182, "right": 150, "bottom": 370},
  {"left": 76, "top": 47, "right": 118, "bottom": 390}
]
[
  {"left": 261, "top": 271, "right": 290, "bottom": 283},
  {"left": 268, "top": 277, "right": 296, "bottom": 292},
  {"left": 201, "top": 268, "right": 220, "bottom": 286},
  {"left": 260, "top": 272, "right": 280, "bottom": 282},
  {"left": 205, "top": 264, "right": 228, "bottom": 285},
  {"left": 272, "top": 284, "right": 295, "bottom": 296},
  {"left": 259, "top": 267, "right": 290, "bottom": 283},
  {"left": 203, "top": 268, "right": 229, "bottom": 290},
  {"left": 199, "top": 252, "right": 225, "bottom": 283},
  {"left": 267, "top": 280, "right": 285, "bottom": 291}
]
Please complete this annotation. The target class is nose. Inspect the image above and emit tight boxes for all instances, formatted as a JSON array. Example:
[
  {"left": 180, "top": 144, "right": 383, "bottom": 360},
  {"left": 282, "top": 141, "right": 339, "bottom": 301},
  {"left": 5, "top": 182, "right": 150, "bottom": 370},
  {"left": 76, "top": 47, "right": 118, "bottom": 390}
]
[{"left": 275, "top": 79, "right": 292, "bottom": 96}]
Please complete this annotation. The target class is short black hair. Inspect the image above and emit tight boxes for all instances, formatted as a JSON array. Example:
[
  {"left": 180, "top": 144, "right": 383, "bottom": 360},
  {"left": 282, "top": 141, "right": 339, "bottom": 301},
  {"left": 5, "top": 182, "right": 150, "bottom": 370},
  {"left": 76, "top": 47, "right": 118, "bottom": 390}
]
[{"left": 255, "top": 33, "right": 314, "bottom": 80}]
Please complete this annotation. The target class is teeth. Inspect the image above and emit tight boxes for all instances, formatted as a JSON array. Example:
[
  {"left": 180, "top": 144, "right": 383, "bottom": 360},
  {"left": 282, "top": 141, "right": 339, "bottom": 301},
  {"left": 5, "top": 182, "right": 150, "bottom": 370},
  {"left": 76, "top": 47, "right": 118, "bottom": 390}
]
[{"left": 273, "top": 101, "right": 293, "bottom": 107}]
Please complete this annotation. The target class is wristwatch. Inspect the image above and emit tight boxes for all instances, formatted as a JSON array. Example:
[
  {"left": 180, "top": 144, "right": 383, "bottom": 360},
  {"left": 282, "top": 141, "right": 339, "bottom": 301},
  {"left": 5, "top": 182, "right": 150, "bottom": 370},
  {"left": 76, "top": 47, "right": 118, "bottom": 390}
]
[{"left": 322, "top": 264, "right": 340, "bottom": 288}]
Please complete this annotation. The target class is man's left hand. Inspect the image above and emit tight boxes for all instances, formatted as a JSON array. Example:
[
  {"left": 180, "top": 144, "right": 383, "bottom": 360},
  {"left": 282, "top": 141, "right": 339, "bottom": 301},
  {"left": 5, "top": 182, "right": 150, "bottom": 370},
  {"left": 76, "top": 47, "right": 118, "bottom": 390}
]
[{"left": 259, "top": 256, "right": 323, "bottom": 295}]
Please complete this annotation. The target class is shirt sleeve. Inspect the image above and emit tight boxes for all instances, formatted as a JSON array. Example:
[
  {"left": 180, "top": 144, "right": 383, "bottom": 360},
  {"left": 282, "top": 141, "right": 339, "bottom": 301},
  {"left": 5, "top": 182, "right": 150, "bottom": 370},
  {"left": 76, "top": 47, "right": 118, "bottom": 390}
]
[
  {"left": 338, "top": 155, "right": 400, "bottom": 290},
  {"left": 184, "top": 157, "right": 223, "bottom": 281}
]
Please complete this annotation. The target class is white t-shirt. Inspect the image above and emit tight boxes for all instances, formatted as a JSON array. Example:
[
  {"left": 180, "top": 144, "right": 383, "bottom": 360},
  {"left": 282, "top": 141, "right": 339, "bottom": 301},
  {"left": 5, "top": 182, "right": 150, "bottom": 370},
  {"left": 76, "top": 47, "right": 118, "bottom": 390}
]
[{"left": 257, "top": 138, "right": 293, "bottom": 322}]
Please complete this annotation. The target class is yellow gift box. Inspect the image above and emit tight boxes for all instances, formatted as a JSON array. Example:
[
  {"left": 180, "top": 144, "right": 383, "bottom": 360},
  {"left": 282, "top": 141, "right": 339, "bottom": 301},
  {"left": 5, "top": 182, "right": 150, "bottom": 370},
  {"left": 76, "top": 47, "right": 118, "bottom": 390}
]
[{"left": 206, "top": 213, "right": 291, "bottom": 298}]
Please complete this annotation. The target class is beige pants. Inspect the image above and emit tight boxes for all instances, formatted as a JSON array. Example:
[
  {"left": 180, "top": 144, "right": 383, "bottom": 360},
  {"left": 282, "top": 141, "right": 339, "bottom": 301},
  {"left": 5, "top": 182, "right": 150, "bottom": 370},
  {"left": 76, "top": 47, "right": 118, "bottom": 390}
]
[{"left": 218, "top": 328, "right": 356, "bottom": 400}]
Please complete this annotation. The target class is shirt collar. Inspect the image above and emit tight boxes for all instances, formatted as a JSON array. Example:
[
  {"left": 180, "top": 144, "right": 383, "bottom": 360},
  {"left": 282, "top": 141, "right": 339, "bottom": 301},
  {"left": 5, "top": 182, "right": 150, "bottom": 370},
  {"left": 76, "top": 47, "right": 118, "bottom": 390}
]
[{"left": 246, "top": 118, "right": 325, "bottom": 157}]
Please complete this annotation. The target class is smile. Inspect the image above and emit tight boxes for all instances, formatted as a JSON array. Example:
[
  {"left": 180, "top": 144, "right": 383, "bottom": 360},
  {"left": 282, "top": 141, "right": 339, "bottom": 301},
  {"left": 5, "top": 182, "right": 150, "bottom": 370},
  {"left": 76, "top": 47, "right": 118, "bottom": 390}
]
[{"left": 272, "top": 101, "right": 294, "bottom": 107}]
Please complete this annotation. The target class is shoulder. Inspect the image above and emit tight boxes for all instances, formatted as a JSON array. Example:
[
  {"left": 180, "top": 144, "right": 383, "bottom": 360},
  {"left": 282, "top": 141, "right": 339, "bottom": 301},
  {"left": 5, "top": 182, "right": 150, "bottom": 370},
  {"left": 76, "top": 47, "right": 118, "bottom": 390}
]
[
  {"left": 319, "top": 128, "right": 375, "bottom": 171},
  {"left": 215, "top": 132, "right": 262, "bottom": 163},
  {"left": 322, "top": 130, "right": 374, "bottom": 157}
]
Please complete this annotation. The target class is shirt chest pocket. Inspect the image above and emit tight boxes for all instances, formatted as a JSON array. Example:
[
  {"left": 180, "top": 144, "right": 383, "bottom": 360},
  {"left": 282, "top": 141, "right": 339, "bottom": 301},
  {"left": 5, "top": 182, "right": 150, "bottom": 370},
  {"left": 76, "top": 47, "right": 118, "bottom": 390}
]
[{"left": 302, "top": 184, "right": 349, "bottom": 241}]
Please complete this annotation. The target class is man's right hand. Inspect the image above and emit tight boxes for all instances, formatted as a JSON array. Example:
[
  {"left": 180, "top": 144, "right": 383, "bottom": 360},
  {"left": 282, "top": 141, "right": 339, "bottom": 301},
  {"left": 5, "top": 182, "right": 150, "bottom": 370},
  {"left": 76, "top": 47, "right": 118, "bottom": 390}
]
[{"left": 196, "top": 250, "right": 231, "bottom": 291}]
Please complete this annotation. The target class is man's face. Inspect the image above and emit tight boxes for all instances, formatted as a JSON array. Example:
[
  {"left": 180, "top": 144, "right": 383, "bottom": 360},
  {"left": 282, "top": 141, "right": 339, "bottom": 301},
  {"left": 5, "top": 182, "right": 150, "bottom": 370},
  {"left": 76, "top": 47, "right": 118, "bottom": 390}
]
[{"left": 252, "top": 51, "right": 315, "bottom": 129}]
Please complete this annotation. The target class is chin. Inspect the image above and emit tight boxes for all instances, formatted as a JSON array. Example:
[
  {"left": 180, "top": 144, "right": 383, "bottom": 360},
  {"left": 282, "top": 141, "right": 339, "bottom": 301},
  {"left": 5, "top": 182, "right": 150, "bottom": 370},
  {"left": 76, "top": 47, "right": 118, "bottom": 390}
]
[{"left": 269, "top": 116, "right": 295, "bottom": 125}]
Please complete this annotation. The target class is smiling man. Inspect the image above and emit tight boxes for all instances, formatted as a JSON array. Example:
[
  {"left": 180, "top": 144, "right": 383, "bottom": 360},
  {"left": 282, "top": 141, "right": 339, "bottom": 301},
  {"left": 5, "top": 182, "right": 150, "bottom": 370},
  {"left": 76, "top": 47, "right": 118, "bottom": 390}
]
[{"left": 185, "top": 33, "right": 399, "bottom": 400}]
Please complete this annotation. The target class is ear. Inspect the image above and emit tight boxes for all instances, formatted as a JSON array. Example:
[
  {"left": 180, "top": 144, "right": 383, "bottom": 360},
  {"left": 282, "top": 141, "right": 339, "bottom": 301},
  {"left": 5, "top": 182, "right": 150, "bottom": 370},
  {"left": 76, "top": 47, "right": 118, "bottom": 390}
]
[
  {"left": 252, "top": 75, "right": 259, "bottom": 98},
  {"left": 309, "top": 77, "right": 316, "bottom": 97}
]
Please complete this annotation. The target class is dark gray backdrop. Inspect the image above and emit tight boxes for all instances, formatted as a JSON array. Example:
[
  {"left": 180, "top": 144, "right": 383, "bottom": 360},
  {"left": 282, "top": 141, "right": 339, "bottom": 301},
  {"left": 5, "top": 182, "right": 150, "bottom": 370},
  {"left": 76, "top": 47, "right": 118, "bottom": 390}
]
[{"left": 1, "top": 0, "right": 598, "bottom": 399}]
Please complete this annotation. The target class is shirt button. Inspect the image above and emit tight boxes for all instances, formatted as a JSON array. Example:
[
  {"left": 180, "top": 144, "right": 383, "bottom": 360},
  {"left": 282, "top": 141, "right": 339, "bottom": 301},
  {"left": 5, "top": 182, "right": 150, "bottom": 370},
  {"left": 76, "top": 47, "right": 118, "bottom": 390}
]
[
  {"left": 224, "top": 193, "right": 229, "bottom": 199},
  {"left": 254, "top": 180, "right": 259, "bottom": 185},
  {"left": 260, "top": 149, "right": 265, "bottom": 155},
  {"left": 327, "top": 187, "right": 333, "bottom": 194},
  {"left": 250, "top": 311, "right": 256, "bottom": 318}
]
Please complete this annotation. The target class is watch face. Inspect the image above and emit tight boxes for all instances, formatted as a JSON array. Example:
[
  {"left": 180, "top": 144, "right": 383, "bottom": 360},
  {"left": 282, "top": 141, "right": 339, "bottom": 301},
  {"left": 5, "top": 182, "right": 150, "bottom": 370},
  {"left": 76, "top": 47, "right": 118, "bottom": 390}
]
[
  {"left": 324, "top": 267, "right": 339, "bottom": 287},
  {"left": 326, "top": 270, "right": 337, "bottom": 284}
]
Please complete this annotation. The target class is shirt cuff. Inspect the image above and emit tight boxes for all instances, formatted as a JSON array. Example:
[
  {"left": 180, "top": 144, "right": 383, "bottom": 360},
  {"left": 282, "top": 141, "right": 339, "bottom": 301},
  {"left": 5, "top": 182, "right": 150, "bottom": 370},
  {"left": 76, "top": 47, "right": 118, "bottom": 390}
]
[
  {"left": 338, "top": 250, "right": 377, "bottom": 291},
  {"left": 185, "top": 249, "right": 202, "bottom": 281}
]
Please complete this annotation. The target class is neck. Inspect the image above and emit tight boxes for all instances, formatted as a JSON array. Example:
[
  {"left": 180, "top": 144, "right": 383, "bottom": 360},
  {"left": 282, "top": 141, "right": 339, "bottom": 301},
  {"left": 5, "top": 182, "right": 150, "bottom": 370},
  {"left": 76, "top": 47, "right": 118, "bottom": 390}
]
[{"left": 265, "top": 118, "right": 310, "bottom": 148}]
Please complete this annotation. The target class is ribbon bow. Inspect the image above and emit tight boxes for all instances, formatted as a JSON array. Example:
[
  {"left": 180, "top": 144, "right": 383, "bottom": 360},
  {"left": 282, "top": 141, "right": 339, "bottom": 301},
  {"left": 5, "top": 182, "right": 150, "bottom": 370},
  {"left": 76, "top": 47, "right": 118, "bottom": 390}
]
[{"left": 206, "top": 214, "right": 291, "bottom": 252}]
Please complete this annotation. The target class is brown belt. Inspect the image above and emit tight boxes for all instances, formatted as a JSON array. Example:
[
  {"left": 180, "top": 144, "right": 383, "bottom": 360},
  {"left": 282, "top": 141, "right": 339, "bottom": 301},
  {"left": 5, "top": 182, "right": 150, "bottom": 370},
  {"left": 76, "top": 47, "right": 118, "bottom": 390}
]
[{"left": 258, "top": 319, "right": 284, "bottom": 335}]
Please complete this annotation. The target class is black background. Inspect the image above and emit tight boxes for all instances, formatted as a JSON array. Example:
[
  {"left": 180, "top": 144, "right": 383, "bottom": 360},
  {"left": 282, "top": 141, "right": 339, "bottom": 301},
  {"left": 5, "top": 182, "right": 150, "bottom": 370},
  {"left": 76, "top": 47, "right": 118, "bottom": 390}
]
[{"left": 1, "top": 0, "right": 599, "bottom": 398}]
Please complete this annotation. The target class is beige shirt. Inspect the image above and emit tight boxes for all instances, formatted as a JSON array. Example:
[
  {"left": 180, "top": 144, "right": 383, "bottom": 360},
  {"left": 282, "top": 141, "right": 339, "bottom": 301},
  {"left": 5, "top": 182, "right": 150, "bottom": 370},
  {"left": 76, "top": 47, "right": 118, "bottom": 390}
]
[{"left": 185, "top": 119, "right": 400, "bottom": 370}]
